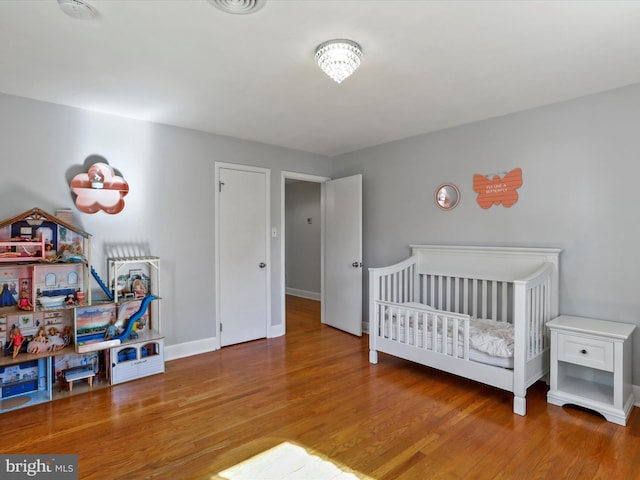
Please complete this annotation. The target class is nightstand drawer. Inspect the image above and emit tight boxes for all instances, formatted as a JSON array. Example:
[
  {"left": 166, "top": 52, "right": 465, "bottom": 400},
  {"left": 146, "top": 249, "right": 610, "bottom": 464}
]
[{"left": 557, "top": 333, "right": 613, "bottom": 371}]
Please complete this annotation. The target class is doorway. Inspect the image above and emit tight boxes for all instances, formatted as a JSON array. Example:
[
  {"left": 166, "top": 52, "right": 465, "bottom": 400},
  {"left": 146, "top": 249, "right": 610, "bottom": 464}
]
[
  {"left": 280, "top": 172, "right": 363, "bottom": 336},
  {"left": 281, "top": 172, "right": 329, "bottom": 331},
  {"left": 284, "top": 179, "right": 322, "bottom": 301}
]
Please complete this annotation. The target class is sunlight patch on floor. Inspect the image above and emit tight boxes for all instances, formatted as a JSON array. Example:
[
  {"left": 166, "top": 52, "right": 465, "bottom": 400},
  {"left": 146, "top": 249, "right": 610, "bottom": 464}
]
[{"left": 214, "top": 441, "right": 372, "bottom": 480}]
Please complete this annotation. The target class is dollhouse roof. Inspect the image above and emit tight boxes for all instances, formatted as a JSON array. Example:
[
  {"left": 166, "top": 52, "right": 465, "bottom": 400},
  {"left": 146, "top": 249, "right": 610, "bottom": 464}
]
[{"left": 0, "top": 207, "right": 91, "bottom": 238}]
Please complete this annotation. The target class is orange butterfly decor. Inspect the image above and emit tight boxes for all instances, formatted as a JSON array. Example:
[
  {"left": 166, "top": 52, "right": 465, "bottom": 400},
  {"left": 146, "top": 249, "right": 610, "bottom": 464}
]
[{"left": 473, "top": 168, "right": 523, "bottom": 209}]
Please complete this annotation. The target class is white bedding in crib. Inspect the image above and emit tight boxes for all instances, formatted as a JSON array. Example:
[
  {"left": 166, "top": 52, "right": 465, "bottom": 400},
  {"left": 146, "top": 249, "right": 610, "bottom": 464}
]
[{"left": 382, "top": 304, "right": 515, "bottom": 369}]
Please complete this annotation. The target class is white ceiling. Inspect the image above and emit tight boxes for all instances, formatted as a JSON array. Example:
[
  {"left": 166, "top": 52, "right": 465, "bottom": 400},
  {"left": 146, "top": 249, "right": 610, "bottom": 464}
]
[{"left": 1, "top": 0, "right": 640, "bottom": 157}]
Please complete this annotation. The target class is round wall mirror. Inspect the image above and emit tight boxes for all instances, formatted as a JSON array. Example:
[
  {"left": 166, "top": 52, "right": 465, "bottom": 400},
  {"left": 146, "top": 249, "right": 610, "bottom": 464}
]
[{"left": 435, "top": 183, "right": 460, "bottom": 210}]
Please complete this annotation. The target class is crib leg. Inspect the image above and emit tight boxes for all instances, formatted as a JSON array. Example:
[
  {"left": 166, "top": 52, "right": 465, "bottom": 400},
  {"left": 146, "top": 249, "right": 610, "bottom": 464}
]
[
  {"left": 369, "top": 350, "right": 378, "bottom": 364},
  {"left": 513, "top": 396, "right": 526, "bottom": 416}
]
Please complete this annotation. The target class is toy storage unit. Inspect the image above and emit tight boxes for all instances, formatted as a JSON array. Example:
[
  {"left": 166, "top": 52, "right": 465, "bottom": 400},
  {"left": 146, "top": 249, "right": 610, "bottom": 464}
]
[
  {"left": 0, "top": 208, "right": 166, "bottom": 413},
  {"left": 107, "top": 256, "right": 164, "bottom": 385},
  {"left": 109, "top": 337, "right": 164, "bottom": 385}
]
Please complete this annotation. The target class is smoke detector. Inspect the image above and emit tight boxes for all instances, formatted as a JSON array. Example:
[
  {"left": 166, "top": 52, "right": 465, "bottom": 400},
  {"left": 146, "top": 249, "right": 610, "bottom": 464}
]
[
  {"left": 208, "top": 0, "right": 266, "bottom": 15},
  {"left": 57, "top": 0, "right": 98, "bottom": 20}
]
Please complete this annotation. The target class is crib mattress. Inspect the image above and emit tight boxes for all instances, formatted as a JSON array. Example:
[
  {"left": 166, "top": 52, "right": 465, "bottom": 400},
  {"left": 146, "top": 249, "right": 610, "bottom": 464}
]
[{"left": 382, "top": 308, "right": 515, "bottom": 369}]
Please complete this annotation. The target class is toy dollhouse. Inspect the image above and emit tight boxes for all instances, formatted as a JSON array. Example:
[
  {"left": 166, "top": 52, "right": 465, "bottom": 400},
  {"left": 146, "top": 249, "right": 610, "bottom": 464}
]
[{"left": 0, "top": 208, "right": 163, "bottom": 413}]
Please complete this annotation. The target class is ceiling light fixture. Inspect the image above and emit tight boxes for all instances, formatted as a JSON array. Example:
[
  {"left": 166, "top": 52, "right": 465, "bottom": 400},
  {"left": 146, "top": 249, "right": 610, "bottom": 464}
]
[
  {"left": 208, "top": 0, "right": 266, "bottom": 15},
  {"left": 57, "top": 0, "right": 98, "bottom": 20},
  {"left": 314, "top": 39, "right": 363, "bottom": 84}
]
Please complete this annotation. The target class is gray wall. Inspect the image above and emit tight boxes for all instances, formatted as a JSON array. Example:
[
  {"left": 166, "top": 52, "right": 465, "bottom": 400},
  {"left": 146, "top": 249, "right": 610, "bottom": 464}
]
[
  {"left": 0, "top": 92, "right": 332, "bottom": 351},
  {"left": 285, "top": 181, "right": 321, "bottom": 296},
  {"left": 332, "top": 83, "right": 640, "bottom": 384},
  {"left": 3, "top": 82, "right": 640, "bottom": 383}
]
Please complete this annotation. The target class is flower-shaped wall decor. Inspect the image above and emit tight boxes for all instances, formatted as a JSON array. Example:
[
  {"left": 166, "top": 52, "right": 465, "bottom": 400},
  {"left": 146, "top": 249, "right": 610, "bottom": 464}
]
[{"left": 71, "top": 162, "right": 129, "bottom": 214}]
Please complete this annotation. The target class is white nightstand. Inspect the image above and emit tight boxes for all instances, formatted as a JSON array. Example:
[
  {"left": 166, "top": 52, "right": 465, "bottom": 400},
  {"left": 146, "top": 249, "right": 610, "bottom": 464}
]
[{"left": 547, "top": 315, "right": 635, "bottom": 426}]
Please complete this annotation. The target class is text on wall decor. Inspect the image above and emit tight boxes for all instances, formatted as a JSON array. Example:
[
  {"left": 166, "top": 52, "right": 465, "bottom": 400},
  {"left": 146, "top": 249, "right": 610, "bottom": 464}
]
[{"left": 473, "top": 167, "right": 523, "bottom": 209}]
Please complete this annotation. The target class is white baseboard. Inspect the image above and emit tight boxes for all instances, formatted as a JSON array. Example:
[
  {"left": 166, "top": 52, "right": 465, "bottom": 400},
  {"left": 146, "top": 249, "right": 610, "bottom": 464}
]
[
  {"left": 270, "top": 323, "right": 285, "bottom": 338},
  {"left": 285, "top": 287, "right": 320, "bottom": 301},
  {"left": 164, "top": 337, "right": 217, "bottom": 362},
  {"left": 634, "top": 384, "right": 640, "bottom": 407}
]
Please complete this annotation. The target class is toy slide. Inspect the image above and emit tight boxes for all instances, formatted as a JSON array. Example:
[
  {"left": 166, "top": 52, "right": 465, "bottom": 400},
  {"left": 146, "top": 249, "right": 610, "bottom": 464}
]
[{"left": 112, "top": 294, "right": 156, "bottom": 342}]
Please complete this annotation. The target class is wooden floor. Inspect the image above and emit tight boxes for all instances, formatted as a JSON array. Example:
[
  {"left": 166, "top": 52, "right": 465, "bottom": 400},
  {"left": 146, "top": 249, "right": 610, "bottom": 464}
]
[{"left": 3, "top": 295, "right": 640, "bottom": 479}]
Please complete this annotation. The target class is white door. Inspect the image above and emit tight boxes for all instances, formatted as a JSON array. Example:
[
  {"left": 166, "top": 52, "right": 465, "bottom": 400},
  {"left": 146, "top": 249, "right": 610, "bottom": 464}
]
[
  {"left": 216, "top": 164, "right": 270, "bottom": 347},
  {"left": 324, "top": 174, "right": 362, "bottom": 336}
]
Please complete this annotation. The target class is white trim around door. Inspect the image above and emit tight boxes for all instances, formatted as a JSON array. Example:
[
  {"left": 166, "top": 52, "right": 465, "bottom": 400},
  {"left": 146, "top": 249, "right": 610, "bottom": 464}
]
[
  {"left": 215, "top": 162, "right": 271, "bottom": 348},
  {"left": 278, "top": 171, "right": 330, "bottom": 336}
]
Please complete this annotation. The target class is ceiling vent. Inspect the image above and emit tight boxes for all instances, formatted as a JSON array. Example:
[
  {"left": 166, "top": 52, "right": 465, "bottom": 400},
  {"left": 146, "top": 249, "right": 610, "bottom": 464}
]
[
  {"left": 57, "top": 0, "right": 98, "bottom": 20},
  {"left": 208, "top": 0, "right": 266, "bottom": 15}
]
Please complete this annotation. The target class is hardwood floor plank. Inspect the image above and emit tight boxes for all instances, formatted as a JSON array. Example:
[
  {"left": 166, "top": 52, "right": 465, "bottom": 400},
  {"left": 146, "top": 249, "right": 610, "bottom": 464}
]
[{"left": 1, "top": 295, "right": 639, "bottom": 479}]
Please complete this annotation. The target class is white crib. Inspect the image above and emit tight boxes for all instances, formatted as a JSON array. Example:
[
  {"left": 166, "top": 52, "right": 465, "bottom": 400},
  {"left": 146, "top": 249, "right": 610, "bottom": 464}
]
[{"left": 369, "top": 245, "right": 561, "bottom": 416}]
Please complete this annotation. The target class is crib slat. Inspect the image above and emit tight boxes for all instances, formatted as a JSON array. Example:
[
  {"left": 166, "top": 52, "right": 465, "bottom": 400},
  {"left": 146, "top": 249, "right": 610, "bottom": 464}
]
[
  {"left": 472, "top": 279, "right": 478, "bottom": 318},
  {"left": 491, "top": 280, "right": 498, "bottom": 321},
  {"left": 393, "top": 305, "right": 398, "bottom": 341},
  {"left": 532, "top": 285, "right": 538, "bottom": 357},
  {"left": 502, "top": 282, "right": 508, "bottom": 322},
  {"left": 463, "top": 278, "right": 469, "bottom": 315},
  {"left": 534, "top": 284, "right": 541, "bottom": 354},
  {"left": 481, "top": 280, "right": 488, "bottom": 319},
  {"left": 441, "top": 315, "right": 448, "bottom": 355},
  {"left": 452, "top": 319, "right": 459, "bottom": 358},
  {"left": 464, "top": 319, "right": 470, "bottom": 360},
  {"left": 430, "top": 313, "right": 437, "bottom": 351}
]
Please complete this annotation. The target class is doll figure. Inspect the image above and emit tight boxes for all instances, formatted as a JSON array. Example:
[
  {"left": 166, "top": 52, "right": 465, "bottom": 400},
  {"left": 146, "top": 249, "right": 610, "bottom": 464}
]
[
  {"left": 47, "top": 327, "right": 66, "bottom": 351},
  {"left": 132, "top": 279, "right": 147, "bottom": 299},
  {"left": 27, "top": 327, "right": 49, "bottom": 354},
  {"left": 17, "top": 289, "right": 33, "bottom": 311},
  {"left": 9, "top": 327, "right": 24, "bottom": 358},
  {"left": 44, "top": 242, "right": 58, "bottom": 261},
  {"left": 105, "top": 318, "right": 118, "bottom": 340},
  {"left": 61, "top": 325, "right": 73, "bottom": 347}
]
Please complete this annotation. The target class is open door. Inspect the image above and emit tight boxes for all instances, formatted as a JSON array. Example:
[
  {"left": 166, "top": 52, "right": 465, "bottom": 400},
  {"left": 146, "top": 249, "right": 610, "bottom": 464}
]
[{"left": 323, "top": 174, "right": 362, "bottom": 336}]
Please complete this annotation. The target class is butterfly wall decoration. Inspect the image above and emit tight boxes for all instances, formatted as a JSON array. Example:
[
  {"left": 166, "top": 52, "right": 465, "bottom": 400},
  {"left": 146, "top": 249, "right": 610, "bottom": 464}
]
[{"left": 473, "top": 167, "right": 523, "bottom": 209}]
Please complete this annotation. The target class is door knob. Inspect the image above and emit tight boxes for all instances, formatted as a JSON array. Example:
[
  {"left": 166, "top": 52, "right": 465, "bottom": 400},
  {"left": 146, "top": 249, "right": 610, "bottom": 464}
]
[
  {"left": 259, "top": 262, "right": 266, "bottom": 268},
  {"left": 352, "top": 261, "right": 362, "bottom": 268}
]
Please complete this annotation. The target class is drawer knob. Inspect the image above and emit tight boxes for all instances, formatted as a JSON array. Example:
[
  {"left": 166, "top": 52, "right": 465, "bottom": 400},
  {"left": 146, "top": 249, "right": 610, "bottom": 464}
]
[{"left": 580, "top": 349, "right": 587, "bottom": 354}]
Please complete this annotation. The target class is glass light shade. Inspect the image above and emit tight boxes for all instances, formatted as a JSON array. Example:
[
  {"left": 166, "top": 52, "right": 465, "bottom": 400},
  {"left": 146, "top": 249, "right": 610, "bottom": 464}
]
[{"left": 314, "top": 39, "right": 363, "bottom": 84}]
